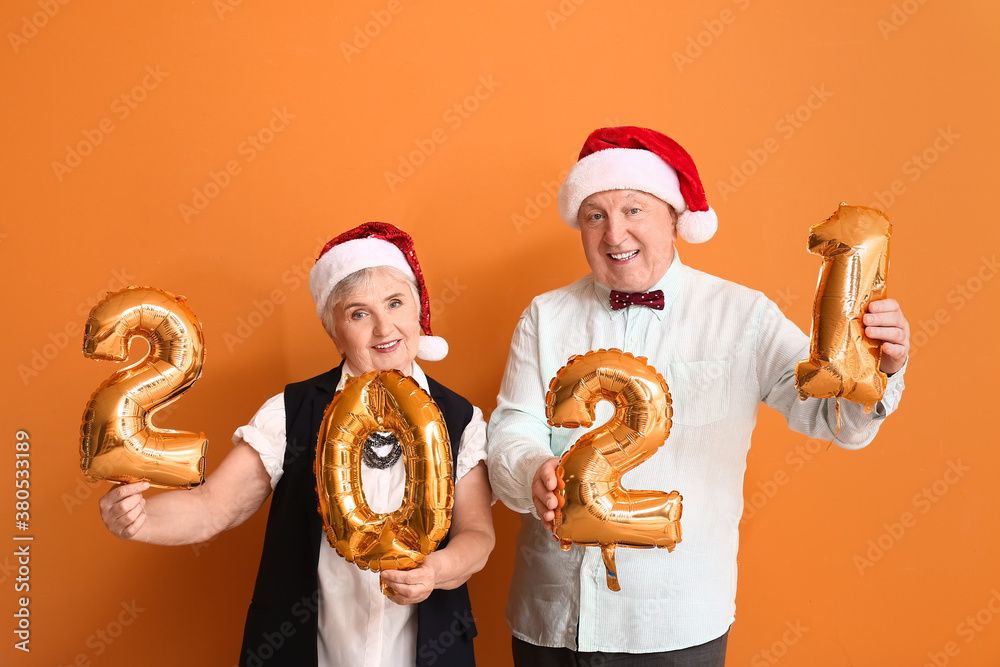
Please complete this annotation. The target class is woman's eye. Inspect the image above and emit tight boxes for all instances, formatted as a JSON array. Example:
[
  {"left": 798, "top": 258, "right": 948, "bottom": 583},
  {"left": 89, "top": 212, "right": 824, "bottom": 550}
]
[{"left": 350, "top": 311, "right": 366, "bottom": 320}]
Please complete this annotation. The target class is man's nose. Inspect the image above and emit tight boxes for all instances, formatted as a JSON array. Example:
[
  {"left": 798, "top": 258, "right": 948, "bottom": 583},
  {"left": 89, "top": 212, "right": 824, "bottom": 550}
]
[{"left": 604, "top": 213, "right": 629, "bottom": 246}]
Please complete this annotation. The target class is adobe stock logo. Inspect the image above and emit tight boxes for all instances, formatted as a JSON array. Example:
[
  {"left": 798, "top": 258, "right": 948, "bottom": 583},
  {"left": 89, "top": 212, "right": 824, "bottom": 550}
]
[
  {"left": 213, "top": 0, "right": 245, "bottom": 20},
  {"left": 672, "top": 0, "right": 753, "bottom": 72},
  {"left": 921, "top": 587, "right": 1000, "bottom": 667},
  {"left": 544, "top": 0, "right": 588, "bottom": 31},
  {"left": 715, "top": 85, "right": 833, "bottom": 202},
  {"left": 866, "top": 127, "right": 959, "bottom": 212},
  {"left": 56, "top": 600, "right": 145, "bottom": 667},
  {"left": 750, "top": 620, "right": 809, "bottom": 666},
  {"left": 179, "top": 107, "right": 296, "bottom": 223},
  {"left": 853, "top": 459, "right": 970, "bottom": 576},
  {"left": 383, "top": 75, "right": 501, "bottom": 192},
  {"left": 222, "top": 236, "right": 327, "bottom": 353},
  {"left": 340, "top": 0, "right": 415, "bottom": 62},
  {"left": 7, "top": 0, "right": 71, "bottom": 54},
  {"left": 877, "top": 0, "right": 931, "bottom": 40},
  {"left": 51, "top": 66, "right": 170, "bottom": 182},
  {"left": 17, "top": 267, "right": 136, "bottom": 386}
]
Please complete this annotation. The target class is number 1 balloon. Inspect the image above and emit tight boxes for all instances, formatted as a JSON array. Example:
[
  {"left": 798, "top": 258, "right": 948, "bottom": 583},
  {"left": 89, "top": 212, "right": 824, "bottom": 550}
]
[
  {"left": 796, "top": 204, "right": 891, "bottom": 412},
  {"left": 546, "top": 349, "right": 682, "bottom": 592},
  {"left": 80, "top": 286, "right": 208, "bottom": 488}
]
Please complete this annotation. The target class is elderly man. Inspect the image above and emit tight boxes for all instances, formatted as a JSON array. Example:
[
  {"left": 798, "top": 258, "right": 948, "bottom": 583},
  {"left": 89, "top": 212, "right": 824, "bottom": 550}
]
[{"left": 487, "top": 126, "right": 908, "bottom": 666}]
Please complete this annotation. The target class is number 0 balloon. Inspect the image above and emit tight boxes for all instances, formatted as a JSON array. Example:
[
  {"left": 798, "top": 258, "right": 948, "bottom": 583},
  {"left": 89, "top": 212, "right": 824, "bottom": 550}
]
[
  {"left": 315, "top": 370, "right": 453, "bottom": 596},
  {"left": 80, "top": 286, "right": 208, "bottom": 488},
  {"left": 796, "top": 204, "right": 891, "bottom": 412},
  {"left": 547, "top": 349, "right": 682, "bottom": 592}
]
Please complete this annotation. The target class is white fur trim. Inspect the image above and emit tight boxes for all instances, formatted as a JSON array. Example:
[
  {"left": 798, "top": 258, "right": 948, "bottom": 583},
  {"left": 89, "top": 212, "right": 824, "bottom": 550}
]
[
  {"left": 308, "top": 237, "right": 416, "bottom": 319},
  {"left": 557, "top": 148, "right": 686, "bottom": 227},
  {"left": 417, "top": 335, "right": 448, "bottom": 361},
  {"left": 677, "top": 208, "right": 718, "bottom": 243}
]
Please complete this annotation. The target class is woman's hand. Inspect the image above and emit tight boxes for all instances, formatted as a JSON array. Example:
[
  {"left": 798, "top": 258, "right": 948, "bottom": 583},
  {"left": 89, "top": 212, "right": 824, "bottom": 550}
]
[
  {"left": 380, "top": 461, "right": 496, "bottom": 605},
  {"left": 380, "top": 557, "right": 440, "bottom": 605},
  {"left": 99, "top": 481, "right": 151, "bottom": 540},
  {"left": 93, "top": 442, "right": 272, "bottom": 546}
]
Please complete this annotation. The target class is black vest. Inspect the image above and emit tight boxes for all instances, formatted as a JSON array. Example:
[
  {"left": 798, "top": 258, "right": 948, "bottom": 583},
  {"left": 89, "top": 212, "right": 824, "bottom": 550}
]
[{"left": 238, "top": 365, "right": 478, "bottom": 667}]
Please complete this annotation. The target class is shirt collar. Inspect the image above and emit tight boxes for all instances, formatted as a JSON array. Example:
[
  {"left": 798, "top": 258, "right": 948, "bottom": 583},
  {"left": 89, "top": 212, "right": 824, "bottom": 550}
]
[
  {"left": 593, "top": 251, "right": 686, "bottom": 321},
  {"left": 337, "top": 359, "right": 429, "bottom": 392}
]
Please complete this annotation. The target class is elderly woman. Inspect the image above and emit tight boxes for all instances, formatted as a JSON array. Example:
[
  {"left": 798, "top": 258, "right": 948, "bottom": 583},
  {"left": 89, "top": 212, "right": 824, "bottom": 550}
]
[{"left": 99, "top": 222, "right": 494, "bottom": 667}]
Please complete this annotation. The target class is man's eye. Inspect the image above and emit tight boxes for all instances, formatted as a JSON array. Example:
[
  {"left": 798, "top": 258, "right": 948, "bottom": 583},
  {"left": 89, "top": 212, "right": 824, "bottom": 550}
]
[
  {"left": 389, "top": 300, "right": 402, "bottom": 308},
  {"left": 629, "top": 208, "right": 641, "bottom": 214}
]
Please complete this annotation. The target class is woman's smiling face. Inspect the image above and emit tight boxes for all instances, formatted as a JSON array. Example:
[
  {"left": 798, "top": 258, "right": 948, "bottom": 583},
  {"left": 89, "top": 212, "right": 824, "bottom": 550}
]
[{"left": 327, "top": 268, "right": 421, "bottom": 374}]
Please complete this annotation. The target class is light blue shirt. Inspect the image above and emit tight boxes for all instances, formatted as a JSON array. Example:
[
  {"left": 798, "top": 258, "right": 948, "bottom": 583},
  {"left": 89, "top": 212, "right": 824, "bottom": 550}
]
[{"left": 487, "top": 254, "right": 906, "bottom": 652}]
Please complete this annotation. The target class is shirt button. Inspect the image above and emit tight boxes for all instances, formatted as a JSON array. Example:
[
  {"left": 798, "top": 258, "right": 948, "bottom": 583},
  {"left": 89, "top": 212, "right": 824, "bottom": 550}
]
[
  {"left": 630, "top": 336, "right": 637, "bottom": 343},
  {"left": 585, "top": 568, "right": 594, "bottom": 577}
]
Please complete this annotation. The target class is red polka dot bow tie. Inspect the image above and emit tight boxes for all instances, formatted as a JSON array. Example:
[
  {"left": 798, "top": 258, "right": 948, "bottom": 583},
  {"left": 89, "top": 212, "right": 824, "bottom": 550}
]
[{"left": 609, "top": 289, "right": 664, "bottom": 310}]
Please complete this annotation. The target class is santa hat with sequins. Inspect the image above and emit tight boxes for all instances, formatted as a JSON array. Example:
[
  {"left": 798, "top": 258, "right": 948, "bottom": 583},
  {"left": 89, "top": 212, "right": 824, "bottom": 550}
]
[
  {"left": 308, "top": 221, "right": 448, "bottom": 361},
  {"left": 557, "top": 126, "right": 718, "bottom": 243}
]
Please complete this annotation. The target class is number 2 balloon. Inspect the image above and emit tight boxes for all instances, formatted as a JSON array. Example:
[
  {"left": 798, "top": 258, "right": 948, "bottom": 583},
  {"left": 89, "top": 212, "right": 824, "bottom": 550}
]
[
  {"left": 80, "top": 286, "right": 207, "bottom": 488},
  {"left": 546, "top": 349, "right": 682, "bottom": 592}
]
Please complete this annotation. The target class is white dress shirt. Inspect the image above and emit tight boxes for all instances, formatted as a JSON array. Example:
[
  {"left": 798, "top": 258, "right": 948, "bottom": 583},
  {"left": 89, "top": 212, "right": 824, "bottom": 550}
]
[
  {"left": 233, "top": 361, "right": 488, "bottom": 667},
  {"left": 487, "top": 253, "right": 906, "bottom": 653}
]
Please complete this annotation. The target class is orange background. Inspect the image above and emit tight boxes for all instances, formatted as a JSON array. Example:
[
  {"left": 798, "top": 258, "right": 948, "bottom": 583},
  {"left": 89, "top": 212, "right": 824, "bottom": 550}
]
[{"left": 2, "top": 1, "right": 998, "bottom": 665}]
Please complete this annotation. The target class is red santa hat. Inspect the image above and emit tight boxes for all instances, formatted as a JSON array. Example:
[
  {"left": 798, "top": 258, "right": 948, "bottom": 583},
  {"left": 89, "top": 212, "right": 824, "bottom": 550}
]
[
  {"left": 557, "top": 126, "right": 718, "bottom": 243},
  {"left": 309, "top": 222, "right": 448, "bottom": 361}
]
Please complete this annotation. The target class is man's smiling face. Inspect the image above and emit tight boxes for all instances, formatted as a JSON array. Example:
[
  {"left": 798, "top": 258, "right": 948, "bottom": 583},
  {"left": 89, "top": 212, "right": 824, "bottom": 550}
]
[{"left": 577, "top": 189, "right": 678, "bottom": 292}]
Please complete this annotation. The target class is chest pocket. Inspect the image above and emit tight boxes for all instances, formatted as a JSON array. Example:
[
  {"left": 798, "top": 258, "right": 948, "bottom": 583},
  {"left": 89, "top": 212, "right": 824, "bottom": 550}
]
[
  {"left": 663, "top": 360, "right": 730, "bottom": 427},
  {"left": 546, "top": 357, "right": 730, "bottom": 455}
]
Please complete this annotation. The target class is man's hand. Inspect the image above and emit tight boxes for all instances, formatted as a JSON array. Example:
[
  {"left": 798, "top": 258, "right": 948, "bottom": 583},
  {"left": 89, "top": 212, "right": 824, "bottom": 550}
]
[
  {"left": 532, "top": 457, "right": 564, "bottom": 531},
  {"left": 864, "top": 298, "right": 910, "bottom": 375}
]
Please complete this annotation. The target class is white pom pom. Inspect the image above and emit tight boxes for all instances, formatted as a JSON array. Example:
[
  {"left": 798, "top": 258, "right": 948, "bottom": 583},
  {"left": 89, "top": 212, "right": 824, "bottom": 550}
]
[
  {"left": 677, "top": 207, "right": 718, "bottom": 243},
  {"left": 417, "top": 335, "right": 449, "bottom": 361}
]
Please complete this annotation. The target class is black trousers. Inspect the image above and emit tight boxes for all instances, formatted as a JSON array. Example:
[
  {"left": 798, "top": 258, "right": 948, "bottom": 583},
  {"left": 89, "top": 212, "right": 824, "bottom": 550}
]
[{"left": 512, "top": 630, "right": 729, "bottom": 667}]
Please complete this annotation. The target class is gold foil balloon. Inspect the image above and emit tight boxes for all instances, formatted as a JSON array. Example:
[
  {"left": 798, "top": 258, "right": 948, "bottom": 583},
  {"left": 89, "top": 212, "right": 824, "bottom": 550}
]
[
  {"left": 546, "top": 349, "right": 682, "bottom": 592},
  {"left": 796, "top": 204, "right": 891, "bottom": 412},
  {"left": 80, "top": 286, "right": 208, "bottom": 488},
  {"left": 315, "top": 370, "right": 453, "bottom": 595}
]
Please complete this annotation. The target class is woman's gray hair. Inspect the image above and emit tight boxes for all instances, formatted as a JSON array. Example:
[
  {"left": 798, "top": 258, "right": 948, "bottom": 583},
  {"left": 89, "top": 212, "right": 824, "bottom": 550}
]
[{"left": 319, "top": 265, "right": 422, "bottom": 342}]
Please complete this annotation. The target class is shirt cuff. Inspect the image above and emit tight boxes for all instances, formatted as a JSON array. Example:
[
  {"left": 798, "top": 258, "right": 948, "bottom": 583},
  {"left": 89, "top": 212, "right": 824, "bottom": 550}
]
[
  {"left": 876, "top": 356, "right": 908, "bottom": 416},
  {"left": 886, "top": 356, "right": 909, "bottom": 381}
]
